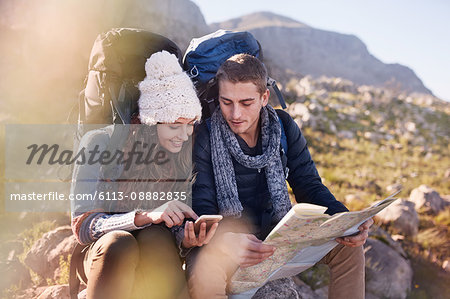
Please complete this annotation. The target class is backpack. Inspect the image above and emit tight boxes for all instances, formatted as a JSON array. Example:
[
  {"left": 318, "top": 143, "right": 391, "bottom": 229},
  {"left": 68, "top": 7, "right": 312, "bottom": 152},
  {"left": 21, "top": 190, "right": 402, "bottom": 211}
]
[
  {"left": 183, "top": 29, "right": 287, "bottom": 120},
  {"left": 69, "top": 28, "right": 182, "bottom": 146}
]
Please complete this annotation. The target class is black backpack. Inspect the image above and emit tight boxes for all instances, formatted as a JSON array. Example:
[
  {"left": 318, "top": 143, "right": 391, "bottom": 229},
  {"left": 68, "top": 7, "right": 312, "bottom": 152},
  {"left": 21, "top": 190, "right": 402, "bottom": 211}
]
[
  {"left": 183, "top": 29, "right": 287, "bottom": 120},
  {"left": 70, "top": 28, "right": 182, "bottom": 142}
]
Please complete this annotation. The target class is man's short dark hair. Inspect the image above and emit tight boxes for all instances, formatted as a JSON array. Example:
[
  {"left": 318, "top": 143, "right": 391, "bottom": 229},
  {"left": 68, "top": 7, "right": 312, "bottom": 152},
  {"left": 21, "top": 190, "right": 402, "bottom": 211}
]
[{"left": 216, "top": 54, "right": 267, "bottom": 95}]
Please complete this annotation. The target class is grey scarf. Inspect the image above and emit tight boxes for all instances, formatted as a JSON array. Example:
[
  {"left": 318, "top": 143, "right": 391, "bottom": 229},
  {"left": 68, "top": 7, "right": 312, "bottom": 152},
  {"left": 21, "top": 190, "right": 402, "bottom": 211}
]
[{"left": 210, "top": 105, "right": 291, "bottom": 222}]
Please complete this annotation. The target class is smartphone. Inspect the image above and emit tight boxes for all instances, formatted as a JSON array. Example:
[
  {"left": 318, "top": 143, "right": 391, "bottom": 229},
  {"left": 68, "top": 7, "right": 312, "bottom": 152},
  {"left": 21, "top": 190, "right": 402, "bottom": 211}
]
[{"left": 194, "top": 215, "right": 223, "bottom": 234}]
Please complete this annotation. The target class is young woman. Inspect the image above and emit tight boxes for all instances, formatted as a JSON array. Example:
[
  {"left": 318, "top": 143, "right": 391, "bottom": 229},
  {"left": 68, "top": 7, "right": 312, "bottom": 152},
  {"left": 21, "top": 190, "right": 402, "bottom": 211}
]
[{"left": 71, "top": 51, "right": 217, "bottom": 299}]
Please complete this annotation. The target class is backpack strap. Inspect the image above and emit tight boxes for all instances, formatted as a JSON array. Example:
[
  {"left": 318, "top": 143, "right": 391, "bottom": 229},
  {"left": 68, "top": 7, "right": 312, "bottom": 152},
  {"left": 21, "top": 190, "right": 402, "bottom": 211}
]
[
  {"left": 205, "top": 118, "right": 212, "bottom": 132},
  {"left": 102, "top": 124, "right": 130, "bottom": 179},
  {"left": 69, "top": 243, "right": 88, "bottom": 299},
  {"left": 267, "top": 77, "right": 287, "bottom": 109},
  {"left": 278, "top": 115, "right": 289, "bottom": 179},
  {"left": 278, "top": 116, "right": 288, "bottom": 155},
  {"left": 204, "top": 78, "right": 218, "bottom": 119}
]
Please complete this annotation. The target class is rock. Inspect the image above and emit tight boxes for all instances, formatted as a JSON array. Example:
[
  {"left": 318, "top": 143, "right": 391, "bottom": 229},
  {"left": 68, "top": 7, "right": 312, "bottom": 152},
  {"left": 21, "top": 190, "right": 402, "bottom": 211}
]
[
  {"left": 288, "top": 103, "right": 310, "bottom": 119},
  {"left": 337, "top": 130, "right": 355, "bottom": 139},
  {"left": 313, "top": 286, "right": 328, "bottom": 298},
  {"left": 308, "top": 102, "right": 322, "bottom": 113},
  {"left": 409, "top": 185, "right": 446, "bottom": 214},
  {"left": 24, "top": 226, "right": 77, "bottom": 280},
  {"left": 364, "top": 239, "right": 413, "bottom": 299},
  {"left": 0, "top": 259, "right": 32, "bottom": 292},
  {"left": 253, "top": 277, "right": 317, "bottom": 299},
  {"left": 328, "top": 121, "right": 337, "bottom": 133},
  {"left": 364, "top": 131, "right": 383, "bottom": 143},
  {"left": 384, "top": 133, "right": 395, "bottom": 141},
  {"left": 294, "top": 77, "right": 313, "bottom": 95},
  {"left": 365, "top": 292, "right": 382, "bottom": 299},
  {"left": 445, "top": 169, "right": 450, "bottom": 179},
  {"left": 391, "top": 234, "right": 405, "bottom": 241},
  {"left": 386, "top": 183, "right": 403, "bottom": 194},
  {"left": 424, "top": 152, "right": 433, "bottom": 160},
  {"left": 442, "top": 194, "right": 450, "bottom": 204},
  {"left": 289, "top": 102, "right": 315, "bottom": 129},
  {"left": 363, "top": 180, "right": 382, "bottom": 195},
  {"left": 15, "top": 286, "right": 51, "bottom": 299},
  {"left": 443, "top": 260, "right": 450, "bottom": 272},
  {"left": 369, "top": 227, "right": 407, "bottom": 258},
  {"left": 37, "top": 284, "right": 70, "bottom": 299},
  {"left": 344, "top": 194, "right": 363, "bottom": 206},
  {"left": 404, "top": 121, "right": 417, "bottom": 133},
  {"left": 345, "top": 194, "right": 361, "bottom": 202},
  {"left": 376, "top": 199, "right": 419, "bottom": 237}
]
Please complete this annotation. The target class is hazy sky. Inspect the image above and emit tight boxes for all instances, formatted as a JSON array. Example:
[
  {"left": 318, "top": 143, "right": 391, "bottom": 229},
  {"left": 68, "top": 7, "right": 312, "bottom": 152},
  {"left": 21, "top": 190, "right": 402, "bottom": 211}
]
[{"left": 192, "top": 0, "right": 450, "bottom": 101}]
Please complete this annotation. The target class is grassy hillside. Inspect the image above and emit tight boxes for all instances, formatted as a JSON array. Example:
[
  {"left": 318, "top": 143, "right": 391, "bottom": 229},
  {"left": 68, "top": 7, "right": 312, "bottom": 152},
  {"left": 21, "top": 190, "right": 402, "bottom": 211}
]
[{"left": 284, "top": 76, "right": 450, "bottom": 298}]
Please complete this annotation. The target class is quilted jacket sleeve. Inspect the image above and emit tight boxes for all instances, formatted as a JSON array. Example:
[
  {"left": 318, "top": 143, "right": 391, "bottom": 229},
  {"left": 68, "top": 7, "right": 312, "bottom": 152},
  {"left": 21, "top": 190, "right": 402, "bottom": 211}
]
[{"left": 277, "top": 110, "right": 348, "bottom": 215}]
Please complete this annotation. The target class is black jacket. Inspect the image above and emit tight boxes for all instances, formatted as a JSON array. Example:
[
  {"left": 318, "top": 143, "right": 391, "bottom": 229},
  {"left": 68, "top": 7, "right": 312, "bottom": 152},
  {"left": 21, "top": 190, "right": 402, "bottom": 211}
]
[{"left": 192, "top": 109, "right": 348, "bottom": 236}]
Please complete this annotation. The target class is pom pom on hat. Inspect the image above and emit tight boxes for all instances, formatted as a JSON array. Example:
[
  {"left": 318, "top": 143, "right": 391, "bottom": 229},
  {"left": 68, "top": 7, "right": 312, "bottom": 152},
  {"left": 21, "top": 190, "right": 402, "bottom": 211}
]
[
  {"left": 138, "top": 51, "right": 202, "bottom": 125},
  {"left": 143, "top": 50, "right": 182, "bottom": 80}
]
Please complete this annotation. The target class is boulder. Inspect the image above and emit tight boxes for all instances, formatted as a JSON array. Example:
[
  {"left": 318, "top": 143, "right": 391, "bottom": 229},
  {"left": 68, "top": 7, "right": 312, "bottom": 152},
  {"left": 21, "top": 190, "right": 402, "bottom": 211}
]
[
  {"left": 364, "top": 239, "right": 413, "bottom": 299},
  {"left": 24, "top": 226, "right": 77, "bottom": 280},
  {"left": 376, "top": 199, "right": 419, "bottom": 237},
  {"left": 308, "top": 102, "right": 323, "bottom": 113},
  {"left": 364, "top": 131, "right": 384, "bottom": 143},
  {"left": 337, "top": 130, "right": 355, "bottom": 139},
  {"left": 253, "top": 277, "right": 319, "bottom": 299},
  {"left": 409, "top": 185, "right": 447, "bottom": 214},
  {"left": 15, "top": 286, "right": 54, "bottom": 299},
  {"left": 344, "top": 194, "right": 362, "bottom": 203},
  {"left": 442, "top": 194, "right": 450, "bottom": 204},
  {"left": 404, "top": 121, "right": 417, "bottom": 133},
  {"left": 289, "top": 102, "right": 315, "bottom": 129},
  {"left": 445, "top": 169, "right": 450, "bottom": 179},
  {"left": 0, "top": 259, "right": 32, "bottom": 292},
  {"left": 443, "top": 260, "right": 450, "bottom": 272},
  {"left": 313, "top": 286, "right": 328, "bottom": 298},
  {"left": 288, "top": 102, "right": 308, "bottom": 116},
  {"left": 369, "top": 227, "right": 407, "bottom": 258},
  {"left": 386, "top": 183, "right": 403, "bottom": 194},
  {"left": 37, "top": 284, "right": 70, "bottom": 299}
]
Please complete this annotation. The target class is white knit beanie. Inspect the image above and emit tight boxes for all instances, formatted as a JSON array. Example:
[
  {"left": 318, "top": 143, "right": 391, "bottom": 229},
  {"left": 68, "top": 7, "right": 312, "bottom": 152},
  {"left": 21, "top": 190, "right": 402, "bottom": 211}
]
[{"left": 138, "top": 51, "right": 202, "bottom": 125}]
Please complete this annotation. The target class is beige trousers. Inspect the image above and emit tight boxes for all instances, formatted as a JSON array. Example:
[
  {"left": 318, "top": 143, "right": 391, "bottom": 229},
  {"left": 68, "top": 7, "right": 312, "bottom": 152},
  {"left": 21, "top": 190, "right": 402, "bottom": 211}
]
[
  {"left": 83, "top": 225, "right": 190, "bottom": 299},
  {"left": 187, "top": 241, "right": 365, "bottom": 299}
]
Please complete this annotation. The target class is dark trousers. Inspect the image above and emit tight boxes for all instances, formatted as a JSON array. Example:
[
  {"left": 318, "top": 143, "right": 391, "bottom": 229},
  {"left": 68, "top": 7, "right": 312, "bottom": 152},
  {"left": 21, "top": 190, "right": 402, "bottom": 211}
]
[{"left": 83, "top": 225, "right": 189, "bottom": 299}]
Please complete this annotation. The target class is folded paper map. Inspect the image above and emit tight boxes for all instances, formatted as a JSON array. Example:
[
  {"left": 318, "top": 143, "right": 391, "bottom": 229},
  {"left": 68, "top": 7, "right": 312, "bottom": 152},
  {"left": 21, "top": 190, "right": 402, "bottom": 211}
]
[{"left": 229, "top": 191, "right": 400, "bottom": 294}]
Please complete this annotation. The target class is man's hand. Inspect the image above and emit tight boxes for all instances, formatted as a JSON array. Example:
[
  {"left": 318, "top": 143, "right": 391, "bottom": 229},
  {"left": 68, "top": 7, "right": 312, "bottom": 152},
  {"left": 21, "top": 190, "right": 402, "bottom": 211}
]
[
  {"left": 134, "top": 201, "right": 198, "bottom": 227},
  {"left": 182, "top": 220, "right": 219, "bottom": 248},
  {"left": 336, "top": 217, "right": 373, "bottom": 247},
  {"left": 219, "top": 232, "right": 275, "bottom": 268}
]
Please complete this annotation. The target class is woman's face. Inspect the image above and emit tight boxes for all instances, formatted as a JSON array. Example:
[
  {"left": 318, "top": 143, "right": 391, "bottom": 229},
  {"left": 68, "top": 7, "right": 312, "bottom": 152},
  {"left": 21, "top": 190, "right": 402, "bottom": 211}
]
[{"left": 157, "top": 117, "right": 195, "bottom": 153}]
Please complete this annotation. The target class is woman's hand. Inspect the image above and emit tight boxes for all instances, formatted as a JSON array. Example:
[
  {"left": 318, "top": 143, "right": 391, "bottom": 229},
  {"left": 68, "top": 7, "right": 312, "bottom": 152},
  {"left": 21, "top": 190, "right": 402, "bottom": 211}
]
[
  {"left": 182, "top": 220, "right": 219, "bottom": 248},
  {"left": 134, "top": 201, "right": 198, "bottom": 227}
]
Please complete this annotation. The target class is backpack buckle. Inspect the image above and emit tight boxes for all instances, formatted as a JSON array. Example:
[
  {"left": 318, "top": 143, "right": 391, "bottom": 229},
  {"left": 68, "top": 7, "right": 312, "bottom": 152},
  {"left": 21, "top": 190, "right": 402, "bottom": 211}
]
[{"left": 189, "top": 65, "right": 199, "bottom": 78}]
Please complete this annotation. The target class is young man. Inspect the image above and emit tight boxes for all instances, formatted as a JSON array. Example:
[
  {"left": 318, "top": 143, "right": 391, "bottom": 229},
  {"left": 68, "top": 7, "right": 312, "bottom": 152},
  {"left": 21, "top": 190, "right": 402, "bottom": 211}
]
[{"left": 187, "top": 54, "right": 372, "bottom": 299}]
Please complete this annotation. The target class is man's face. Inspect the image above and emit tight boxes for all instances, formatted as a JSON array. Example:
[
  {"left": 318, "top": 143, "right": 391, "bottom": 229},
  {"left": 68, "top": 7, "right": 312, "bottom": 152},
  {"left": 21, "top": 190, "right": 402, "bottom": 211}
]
[{"left": 218, "top": 80, "right": 269, "bottom": 140}]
